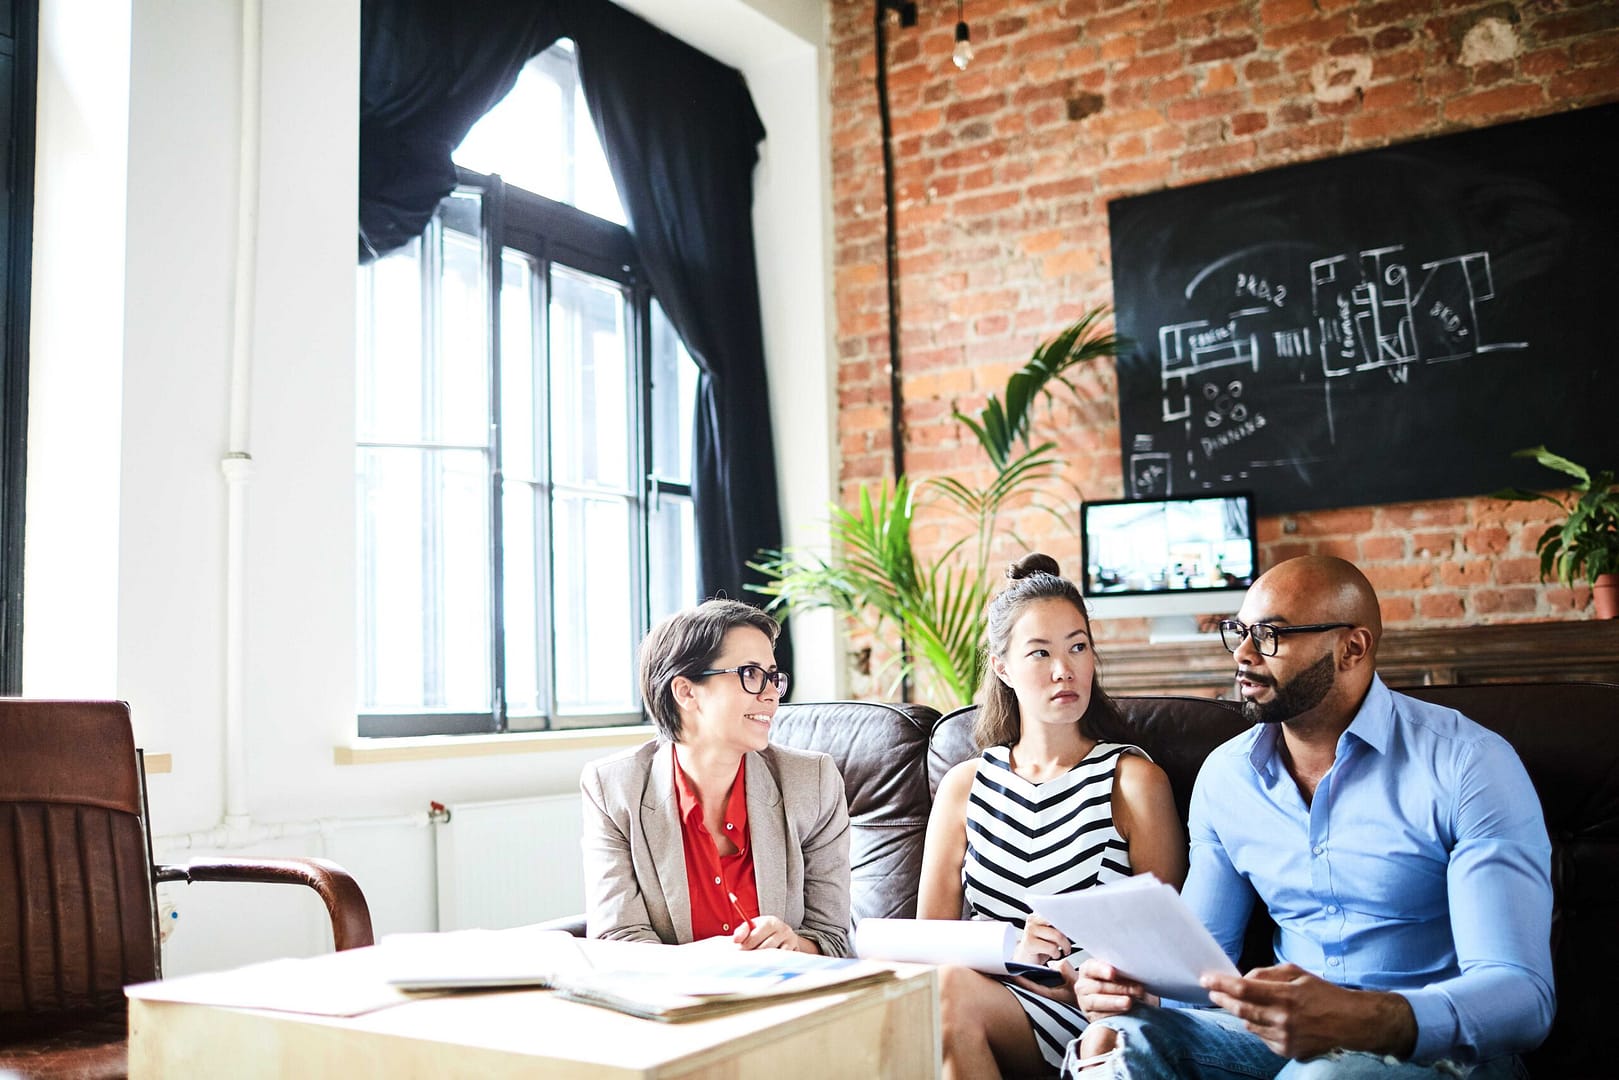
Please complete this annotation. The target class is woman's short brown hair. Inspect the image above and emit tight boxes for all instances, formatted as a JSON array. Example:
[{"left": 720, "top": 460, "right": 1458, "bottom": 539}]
[
  {"left": 973, "top": 552, "right": 1124, "bottom": 750},
  {"left": 639, "top": 599, "right": 780, "bottom": 741}
]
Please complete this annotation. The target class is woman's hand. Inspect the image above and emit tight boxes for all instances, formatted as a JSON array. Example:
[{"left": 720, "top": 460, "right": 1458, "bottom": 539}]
[
  {"left": 732, "top": 915, "right": 811, "bottom": 952},
  {"left": 1010, "top": 957, "right": 1079, "bottom": 1006},
  {"left": 1074, "top": 958, "right": 1157, "bottom": 1020},
  {"left": 1013, "top": 914, "right": 1073, "bottom": 965}
]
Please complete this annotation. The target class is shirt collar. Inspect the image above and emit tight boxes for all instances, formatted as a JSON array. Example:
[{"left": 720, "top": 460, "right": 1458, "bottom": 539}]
[{"left": 1341, "top": 673, "right": 1393, "bottom": 755}]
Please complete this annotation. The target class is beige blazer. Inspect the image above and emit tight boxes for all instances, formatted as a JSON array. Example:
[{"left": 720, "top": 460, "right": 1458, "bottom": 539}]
[{"left": 579, "top": 739, "right": 852, "bottom": 957}]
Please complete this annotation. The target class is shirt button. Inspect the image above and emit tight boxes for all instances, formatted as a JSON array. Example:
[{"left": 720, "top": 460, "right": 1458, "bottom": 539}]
[
  {"left": 1326, "top": 905, "right": 1338, "bottom": 914},
  {"left": 1327, "top": 956, "right": 1341, "bottom": 966},
  {"left": 714, "top": 876, "right": 722, "bottom": 885},
  {"left": 722, "top": 924, "right": 730, "bottom": 931},
  {"left": 725, "top": 823, "right": 734, "bottom": 830},
  {"left": 1312, "top": 845, "right": 1324, "bottom": 855}
]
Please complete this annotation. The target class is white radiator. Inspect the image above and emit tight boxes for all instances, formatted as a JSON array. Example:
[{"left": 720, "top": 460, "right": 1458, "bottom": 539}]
[{"left": 433, "top": 794, "right": 584, "bottom": 931}]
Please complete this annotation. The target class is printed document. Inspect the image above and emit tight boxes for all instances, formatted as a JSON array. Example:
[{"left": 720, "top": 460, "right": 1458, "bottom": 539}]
[{"left": 1031, "top": 874, "right": 1237, "bottom": 1004}]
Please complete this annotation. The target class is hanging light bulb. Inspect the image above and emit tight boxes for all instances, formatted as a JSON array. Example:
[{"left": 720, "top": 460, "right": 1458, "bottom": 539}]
[{"left": 952, "top": 0, "right": 973, "bottom": 70}]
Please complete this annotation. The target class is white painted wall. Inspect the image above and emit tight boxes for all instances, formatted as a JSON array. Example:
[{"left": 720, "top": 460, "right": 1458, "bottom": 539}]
[{"left": 25, "top": 0, "right": 837, "bottom": 975}]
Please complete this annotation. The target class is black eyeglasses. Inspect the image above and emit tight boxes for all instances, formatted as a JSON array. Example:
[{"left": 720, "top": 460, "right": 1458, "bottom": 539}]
[
  {"left": 1219, "top": 619, "right": 1354, "bottom": 657},
  {"left": 698, "top": 664, "right": 790, "bottom": 696}
]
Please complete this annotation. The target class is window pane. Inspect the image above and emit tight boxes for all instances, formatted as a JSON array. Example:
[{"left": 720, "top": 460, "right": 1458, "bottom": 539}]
[
  {"left": 500, "top": 250, "right": 539, "bottom": 481},
  {"left": 454, "top": 40, "right": 626, "bottom": 226},
  {"left": 649, "top": 494, "right": 697, "bottom": 626},
  {"left": 552, "top": 493, "right": 634, "bottom": 715},
  {"left": 357, "top": 447, "right": 491, "bottom": 712},
  {"left": 650, "top": 299, "right": 699, "bottom": 484},
  {"left": 437, "top": 214, "right": 489, "bottom": 446},
  {"left": 551, "top": 267, "right": 630, "bottom": 489},
  {"left": 572, "top": 80, "right": 625, "bottom": 224},
  {"left": 502, "top": 480, "right": 543, "bottom": 717},
  {"left": 356, "top": 240, "right": 423, "bottom": 443}
]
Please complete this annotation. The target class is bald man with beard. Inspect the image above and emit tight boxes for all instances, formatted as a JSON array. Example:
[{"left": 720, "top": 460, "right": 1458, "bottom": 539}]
[{"left": 1065, "top": 556, "right": 1553, "bottom": 1080}]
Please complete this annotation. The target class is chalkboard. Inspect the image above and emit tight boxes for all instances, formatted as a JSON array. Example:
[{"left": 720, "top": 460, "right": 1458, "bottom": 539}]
[{"left": 1108, "top": 103, "right": 1619, "bottom": 513}]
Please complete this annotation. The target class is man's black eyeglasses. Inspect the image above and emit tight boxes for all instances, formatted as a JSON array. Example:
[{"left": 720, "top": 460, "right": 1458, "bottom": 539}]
[
  {"left": 698, "top": 664, "right": 790, "bottom": 696},
  {"left": 1219, "top": 619, "right": 1354, "bottom": 657}
]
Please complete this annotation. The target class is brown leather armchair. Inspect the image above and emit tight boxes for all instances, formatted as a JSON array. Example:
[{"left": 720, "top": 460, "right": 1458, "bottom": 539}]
[{"left": 0, "top": 700, "right": 375, "bottom": 1079}]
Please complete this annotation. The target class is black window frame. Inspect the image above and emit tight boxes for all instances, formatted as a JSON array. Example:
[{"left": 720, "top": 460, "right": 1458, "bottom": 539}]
[{"left": 0, "top": 0, "right": 39, "bottom": 694}]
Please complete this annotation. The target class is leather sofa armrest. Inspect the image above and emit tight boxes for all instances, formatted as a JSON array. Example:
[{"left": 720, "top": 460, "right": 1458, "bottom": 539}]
[
  {"left": 154, "top": 856, "right": 375, "bottom": 951},
  {"left": 531, "top": 913, "right": 587, "bottom": 938}
]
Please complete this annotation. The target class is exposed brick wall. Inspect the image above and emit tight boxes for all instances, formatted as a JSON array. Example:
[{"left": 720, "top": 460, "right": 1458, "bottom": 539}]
[{"left": 827, "top": 0, "right": 1617, "bottom": 650}]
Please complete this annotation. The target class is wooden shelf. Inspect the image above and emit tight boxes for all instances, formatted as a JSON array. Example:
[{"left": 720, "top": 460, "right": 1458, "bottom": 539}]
[{"left": 1099, "top": 620, "right": 1619, "bottom": 698}]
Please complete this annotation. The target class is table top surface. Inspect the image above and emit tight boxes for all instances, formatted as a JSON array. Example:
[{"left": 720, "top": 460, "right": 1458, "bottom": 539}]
[{"left": 129, "top": 939, "right": 937, "bottom": 1071}]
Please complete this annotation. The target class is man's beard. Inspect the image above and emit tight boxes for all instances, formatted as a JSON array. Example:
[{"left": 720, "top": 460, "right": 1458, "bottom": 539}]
[{"left": 1240, "top": 652, "right": 1337, "bottom": 725}]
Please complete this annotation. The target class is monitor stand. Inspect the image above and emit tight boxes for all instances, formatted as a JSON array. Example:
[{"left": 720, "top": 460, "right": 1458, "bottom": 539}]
[{"left": 1147, "top": 614, "right": 1221, "bottom": 645}]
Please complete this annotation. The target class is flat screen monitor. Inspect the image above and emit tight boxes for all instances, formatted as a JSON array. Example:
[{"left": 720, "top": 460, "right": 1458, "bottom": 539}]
[{"left": 1080, "top": 493, "right": 1257, "bottom": 642}]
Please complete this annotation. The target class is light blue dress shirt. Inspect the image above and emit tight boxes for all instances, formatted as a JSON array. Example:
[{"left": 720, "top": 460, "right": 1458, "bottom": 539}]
[{"left": 1181, "top": 675, "right": 1555, "bottom": 1065}]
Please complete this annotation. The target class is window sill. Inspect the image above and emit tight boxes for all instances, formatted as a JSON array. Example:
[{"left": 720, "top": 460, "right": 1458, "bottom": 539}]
[{"left": 333, "top": 725, "right": 655, "bottom": 766}]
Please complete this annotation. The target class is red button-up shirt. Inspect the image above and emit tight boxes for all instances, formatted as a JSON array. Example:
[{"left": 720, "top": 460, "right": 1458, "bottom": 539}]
[{"left": 672, "top": 748, "right": 760, "bottom": 941}]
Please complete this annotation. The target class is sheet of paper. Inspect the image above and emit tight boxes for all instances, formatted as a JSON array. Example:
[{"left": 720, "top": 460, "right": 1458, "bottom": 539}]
[
  {"left": 1031, "top": 875, "right": 1238, "bottom": 1004},
  {"left": 126, "top": 946, "right": 414, "bottom": 1016},
  {"left": 376, "top": 926, "right": 590, "bottom": 990},
  {"left": 853, "top": 917, "right": 1018, "bottom": 974}
]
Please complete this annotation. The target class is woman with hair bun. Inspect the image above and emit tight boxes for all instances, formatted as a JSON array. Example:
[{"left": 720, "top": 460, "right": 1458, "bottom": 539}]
[
  {"left": 580, "top": 598, "right": 851, "bottom": 956},
  {"left": 918, "top": 553, "right": 1186, "bottom": 1078}
]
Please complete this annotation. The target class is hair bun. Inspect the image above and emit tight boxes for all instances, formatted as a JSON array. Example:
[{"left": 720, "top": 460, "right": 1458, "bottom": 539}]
[{"left": 1007, "top": 552, "right": 1061, "bottom": 581}]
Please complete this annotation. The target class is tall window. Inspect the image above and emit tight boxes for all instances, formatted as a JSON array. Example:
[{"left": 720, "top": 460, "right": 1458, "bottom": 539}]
[{"left": 356, "top": 41, "right": 698, "bottom": 737}]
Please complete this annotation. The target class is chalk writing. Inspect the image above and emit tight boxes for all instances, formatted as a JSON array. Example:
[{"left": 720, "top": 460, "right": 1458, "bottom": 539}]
[
  {"left": 1200, "top": 413, "right": 1268, "bottom": 459},
  {"left": 1235, "top": 273, "right": 1287, "bottom": 307}
]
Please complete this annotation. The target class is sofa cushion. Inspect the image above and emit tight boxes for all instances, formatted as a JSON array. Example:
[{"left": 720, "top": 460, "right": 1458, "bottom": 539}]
[{"left": 771, "top": 701, "right": 941, "bottom": 923}]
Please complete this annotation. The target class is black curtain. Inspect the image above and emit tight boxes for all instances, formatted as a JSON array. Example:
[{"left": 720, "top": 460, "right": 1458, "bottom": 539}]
[
  {"left": 358, "top": 0, "right": 792, "bottom": 675},
  {"left": 359, "top": 1, "right": 562, "bottom": 260}
]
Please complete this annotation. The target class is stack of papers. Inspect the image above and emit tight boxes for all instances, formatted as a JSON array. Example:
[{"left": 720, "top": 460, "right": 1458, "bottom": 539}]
[
  {"left": 380, "top": 931, "right": 895, "bottom": 1022},
  {"left": 1031, "top": 874, "right": 1238, "bottom": 1004}
]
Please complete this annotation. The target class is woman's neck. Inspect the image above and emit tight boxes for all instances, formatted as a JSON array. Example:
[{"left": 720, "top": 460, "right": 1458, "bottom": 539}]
[
  {"left": 674, "top": 741, "right": 745, "bottom": 809},
  {"left": 1009, "top": 721, "right": 1095, "bottom": 782}
]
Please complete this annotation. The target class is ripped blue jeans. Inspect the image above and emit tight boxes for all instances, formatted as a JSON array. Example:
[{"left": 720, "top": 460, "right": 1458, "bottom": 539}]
[{"left": 1064, "top": 1005, "right": 1526, "bottom": 1080}]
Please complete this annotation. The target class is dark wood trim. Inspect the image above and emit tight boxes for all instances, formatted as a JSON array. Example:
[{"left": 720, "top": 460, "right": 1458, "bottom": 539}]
[{"left": 1100, "top": 620, "right": 1619, "bottom": 697}]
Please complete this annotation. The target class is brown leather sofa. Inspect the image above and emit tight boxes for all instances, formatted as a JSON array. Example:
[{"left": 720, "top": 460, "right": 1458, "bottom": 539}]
[{"left": 771, "top": 682, "right": 1619, "bottom": 1076}]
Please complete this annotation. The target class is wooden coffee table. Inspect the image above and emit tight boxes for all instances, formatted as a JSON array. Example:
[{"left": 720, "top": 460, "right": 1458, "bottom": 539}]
[{"left": 127, "top": 946, "right": 939, "bottom": 1078}]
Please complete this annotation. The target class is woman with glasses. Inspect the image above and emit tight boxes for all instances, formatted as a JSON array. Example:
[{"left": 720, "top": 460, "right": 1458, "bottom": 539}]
[
  {"left": 918, "top": 553, "right": 1186, "bottom": 1079},
  {"left": 580, "top": 598, "right": 851, "bottom": 955}
]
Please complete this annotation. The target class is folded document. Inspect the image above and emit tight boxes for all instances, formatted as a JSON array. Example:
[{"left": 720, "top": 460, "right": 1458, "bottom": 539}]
[
  {"left": 1031, "top": 874, "right": 1238, "bottom": 1004},
  {"left": 853, "top": 918, "right": 1066, "bottom": 987}
]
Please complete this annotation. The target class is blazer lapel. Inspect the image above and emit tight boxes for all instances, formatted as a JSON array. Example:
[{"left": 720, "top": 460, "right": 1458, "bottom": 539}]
[
  {"left": 642, "top": 741, "right": 692, "bottom": 943},
  {"left": 747, "top": 751, "right": 789, "bottom": 920}
]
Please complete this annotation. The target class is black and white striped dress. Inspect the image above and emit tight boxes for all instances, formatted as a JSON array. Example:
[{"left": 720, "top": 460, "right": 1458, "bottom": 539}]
[{"left": 963, "top": 741, "right": 1144, "bottom": 1071}]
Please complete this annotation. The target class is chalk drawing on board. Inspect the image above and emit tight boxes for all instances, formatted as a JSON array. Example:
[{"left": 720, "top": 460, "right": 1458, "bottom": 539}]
[
  {"left": 1157, "top": 320, "right": 1260, "bottom": 422},
  {"left": 1129, "top": 451, "right": 1173, "bottom": 497},
  {"left": 1312, "top": 246, "right": 1526, "bottom": 383},
  {"left": 1409, "top": 251, "right": 1528, "bottom": 363}
]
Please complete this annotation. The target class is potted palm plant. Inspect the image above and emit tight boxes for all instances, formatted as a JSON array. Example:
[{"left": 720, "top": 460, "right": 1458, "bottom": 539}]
[
  {"left": 1493, "top": 446, "right": 1619, "bottom": 619},
  {"left": 751, "top": 310, "right": 1125, "bottom": 704}
]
